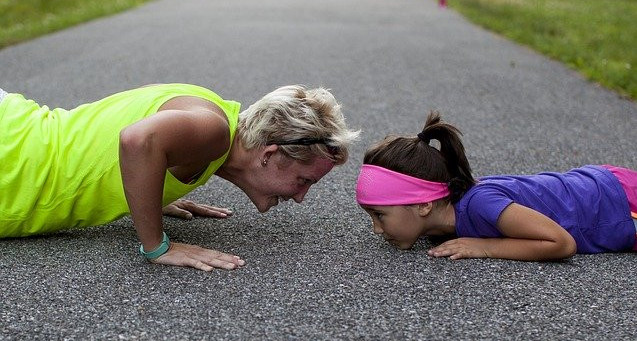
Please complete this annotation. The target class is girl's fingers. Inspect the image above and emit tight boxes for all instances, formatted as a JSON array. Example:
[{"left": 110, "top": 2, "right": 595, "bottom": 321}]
[{"left": 428, "top": 241, "right": 471, "bottom": 259}]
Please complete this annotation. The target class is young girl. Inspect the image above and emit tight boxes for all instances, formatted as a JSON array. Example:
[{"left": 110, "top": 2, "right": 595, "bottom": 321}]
[{"left": 356, "top": 111, "right": 637, "bottom": 261}]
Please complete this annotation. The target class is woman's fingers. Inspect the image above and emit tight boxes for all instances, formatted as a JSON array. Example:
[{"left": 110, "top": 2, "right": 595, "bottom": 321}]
[
  {"left": 152, "top": 242, "right": 245, "bottom": 271},
  {"left": 189, "top": 260, "right": 214, "bottom": 272},
  {"left": 183, "top": 201, "right": 233, "bottom": 218},
  {"left": 162, "top": 204, "right": 193, "bottom": 219},
  {"left": 163, "top": 199, "right": 232, "bottom": 219}
]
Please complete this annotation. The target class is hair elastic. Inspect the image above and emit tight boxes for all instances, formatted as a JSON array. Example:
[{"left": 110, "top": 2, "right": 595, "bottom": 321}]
[
  {"left": 417, "top": 131, "right": 430, "bottom": 144},
  {"left": 356, "top": 164, "right": 450, "bottom": 206}
]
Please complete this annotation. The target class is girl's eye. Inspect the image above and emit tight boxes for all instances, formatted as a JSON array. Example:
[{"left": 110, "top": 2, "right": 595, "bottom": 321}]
[
  {"left": 375, "top": 213, "right": 384, "bottom": 220},
  {"left": 298, "top": 178, "right": 312, "bottom": 186}
]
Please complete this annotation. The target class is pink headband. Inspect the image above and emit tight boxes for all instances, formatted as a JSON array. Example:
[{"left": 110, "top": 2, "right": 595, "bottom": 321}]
[{"left": 356, "top": 164, "right": 451, "bottom": 206}]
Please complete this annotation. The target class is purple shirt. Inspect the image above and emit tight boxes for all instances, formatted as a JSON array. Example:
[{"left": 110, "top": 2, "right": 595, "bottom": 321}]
[{"left": 454, "top": 165, "right": 635, "bottom": 253}]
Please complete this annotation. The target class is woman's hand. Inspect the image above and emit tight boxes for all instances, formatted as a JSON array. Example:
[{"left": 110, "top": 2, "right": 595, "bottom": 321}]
[
  {"left": 151, "top": 242, "right": 245, "bottom": 271},
  {"left": 162, "top": 199, "right": 233, "bottom": 220},
  {"left": 428, "top": 238, "right": 490, "bottom": 260}
]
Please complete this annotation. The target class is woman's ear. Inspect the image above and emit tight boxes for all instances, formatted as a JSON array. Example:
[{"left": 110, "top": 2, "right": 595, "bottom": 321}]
[
  {"left": 260, "top": 144, "right": 279, "bottom": 166},
  {"left": 417, "top": 202, "right": 434, "bottom": 217}
]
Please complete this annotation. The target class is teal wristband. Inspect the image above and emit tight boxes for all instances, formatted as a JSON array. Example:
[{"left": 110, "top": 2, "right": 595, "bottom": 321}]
[{"left": 139, "top": 232, "right": 170, "bottom": 259}]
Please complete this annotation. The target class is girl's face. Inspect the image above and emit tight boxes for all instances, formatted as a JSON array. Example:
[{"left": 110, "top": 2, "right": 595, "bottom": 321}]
[{"left": 360, "top": 205, "right": 427, "bottom": 249}]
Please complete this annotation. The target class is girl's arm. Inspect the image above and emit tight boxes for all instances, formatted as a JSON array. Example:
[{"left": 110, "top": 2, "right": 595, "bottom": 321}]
[
  {"left": 119, "top": 107, "right": 244, "bottom": 271},
  {"left": 428, "top": 203, "right": 577, "bottom": 261}
]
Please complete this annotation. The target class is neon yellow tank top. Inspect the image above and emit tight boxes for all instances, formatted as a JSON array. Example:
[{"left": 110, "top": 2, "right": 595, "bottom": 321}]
[{"left": 0, "top": 84, "right": 240, "bottom": 237}]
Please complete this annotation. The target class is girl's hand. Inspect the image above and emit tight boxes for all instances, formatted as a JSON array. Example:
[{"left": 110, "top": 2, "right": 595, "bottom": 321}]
[
  {"left": 428, "top": 204, "right": 577, "bottom": 261},
  {"left": 151, "top": 242, "right": 245, "bottom": 271},
  {"left": 428, "top": 238, "right": 490, "bottom": 260},
  {"left": 162, "top": 199, "right": 233, "bottom": 220}
]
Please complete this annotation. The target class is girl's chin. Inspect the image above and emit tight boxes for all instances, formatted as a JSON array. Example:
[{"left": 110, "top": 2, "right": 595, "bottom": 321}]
[{"left": 388, "top": 239, "right": 414, "bottom": 250}]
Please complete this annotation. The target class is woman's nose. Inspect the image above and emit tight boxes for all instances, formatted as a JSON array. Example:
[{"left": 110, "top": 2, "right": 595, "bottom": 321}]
[{"left": 293, "top": 186, "right": 310, "bottom": 203}]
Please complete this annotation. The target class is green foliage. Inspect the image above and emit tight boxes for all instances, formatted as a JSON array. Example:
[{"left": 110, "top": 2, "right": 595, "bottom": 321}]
[
  {"left": 450, "top": 0, "right": 637, "bottom": 100},
  {"left": 0, "top": 0, "right": 154, "bottom": 49}
]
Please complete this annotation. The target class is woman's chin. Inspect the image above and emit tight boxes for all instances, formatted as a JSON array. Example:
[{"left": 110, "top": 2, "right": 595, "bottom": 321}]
[{"left": 254, "top": 199, "right": 276, "bottom": 213}]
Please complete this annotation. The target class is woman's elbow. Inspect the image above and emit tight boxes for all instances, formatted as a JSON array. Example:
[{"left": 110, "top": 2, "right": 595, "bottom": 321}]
[{"left": 119, "top": 126, "right": 153, "bottom": 155}]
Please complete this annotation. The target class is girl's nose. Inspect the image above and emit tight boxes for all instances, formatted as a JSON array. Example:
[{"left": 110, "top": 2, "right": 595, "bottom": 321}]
[{"left": 372, "top": 223, "right": 383, "bottom": 235}]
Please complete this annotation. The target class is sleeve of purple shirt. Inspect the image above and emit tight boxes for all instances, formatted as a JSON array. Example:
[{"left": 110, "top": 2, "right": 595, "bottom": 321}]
[{"left": 459, "top": 186, "right": 513, "bottom": 238}]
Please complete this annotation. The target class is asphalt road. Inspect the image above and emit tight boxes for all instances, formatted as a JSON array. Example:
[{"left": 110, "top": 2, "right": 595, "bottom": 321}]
[{"left": 1, "top": 0, "right": 636, "bottom": 340}]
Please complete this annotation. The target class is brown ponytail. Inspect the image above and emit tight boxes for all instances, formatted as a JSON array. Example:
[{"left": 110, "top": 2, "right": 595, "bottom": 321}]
[{"left": 363, "top": 111, "right": 476, "bottom": 203}]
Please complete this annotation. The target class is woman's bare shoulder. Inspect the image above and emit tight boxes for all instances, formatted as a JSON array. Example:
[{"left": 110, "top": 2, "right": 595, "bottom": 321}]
[{"left": 158, "top": 96, "right": 227, "bottom": 123}]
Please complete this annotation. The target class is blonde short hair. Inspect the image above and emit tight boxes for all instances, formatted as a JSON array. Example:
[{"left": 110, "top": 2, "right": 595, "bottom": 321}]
[{"left": 238, "top": 85, "right": 359, "bottom": 165}]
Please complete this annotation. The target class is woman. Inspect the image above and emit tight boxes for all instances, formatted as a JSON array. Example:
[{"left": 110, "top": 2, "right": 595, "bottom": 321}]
[{"left": 0, "top": 83, "right": 359, "bottom": 271}]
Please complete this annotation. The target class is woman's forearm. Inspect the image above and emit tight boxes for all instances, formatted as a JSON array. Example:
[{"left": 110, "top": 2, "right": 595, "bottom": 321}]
[{"left": 119, "top": 127, "right": 167, "bottom": 251}]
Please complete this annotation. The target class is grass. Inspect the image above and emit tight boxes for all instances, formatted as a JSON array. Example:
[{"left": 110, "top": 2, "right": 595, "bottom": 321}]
[
  {"left": 1, "top": 0, "right": 634, "bottom": 100},
  {"left": 0, "top": 0, "right": 154, "bottom": 50},
  {"left": 449, "top": 0, "right": 637, "bottom": 100}
]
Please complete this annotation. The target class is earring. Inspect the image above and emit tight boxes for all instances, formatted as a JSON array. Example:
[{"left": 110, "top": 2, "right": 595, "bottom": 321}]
[{"left": 261, "top": 159, "right": 268, "bottom": 167}]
